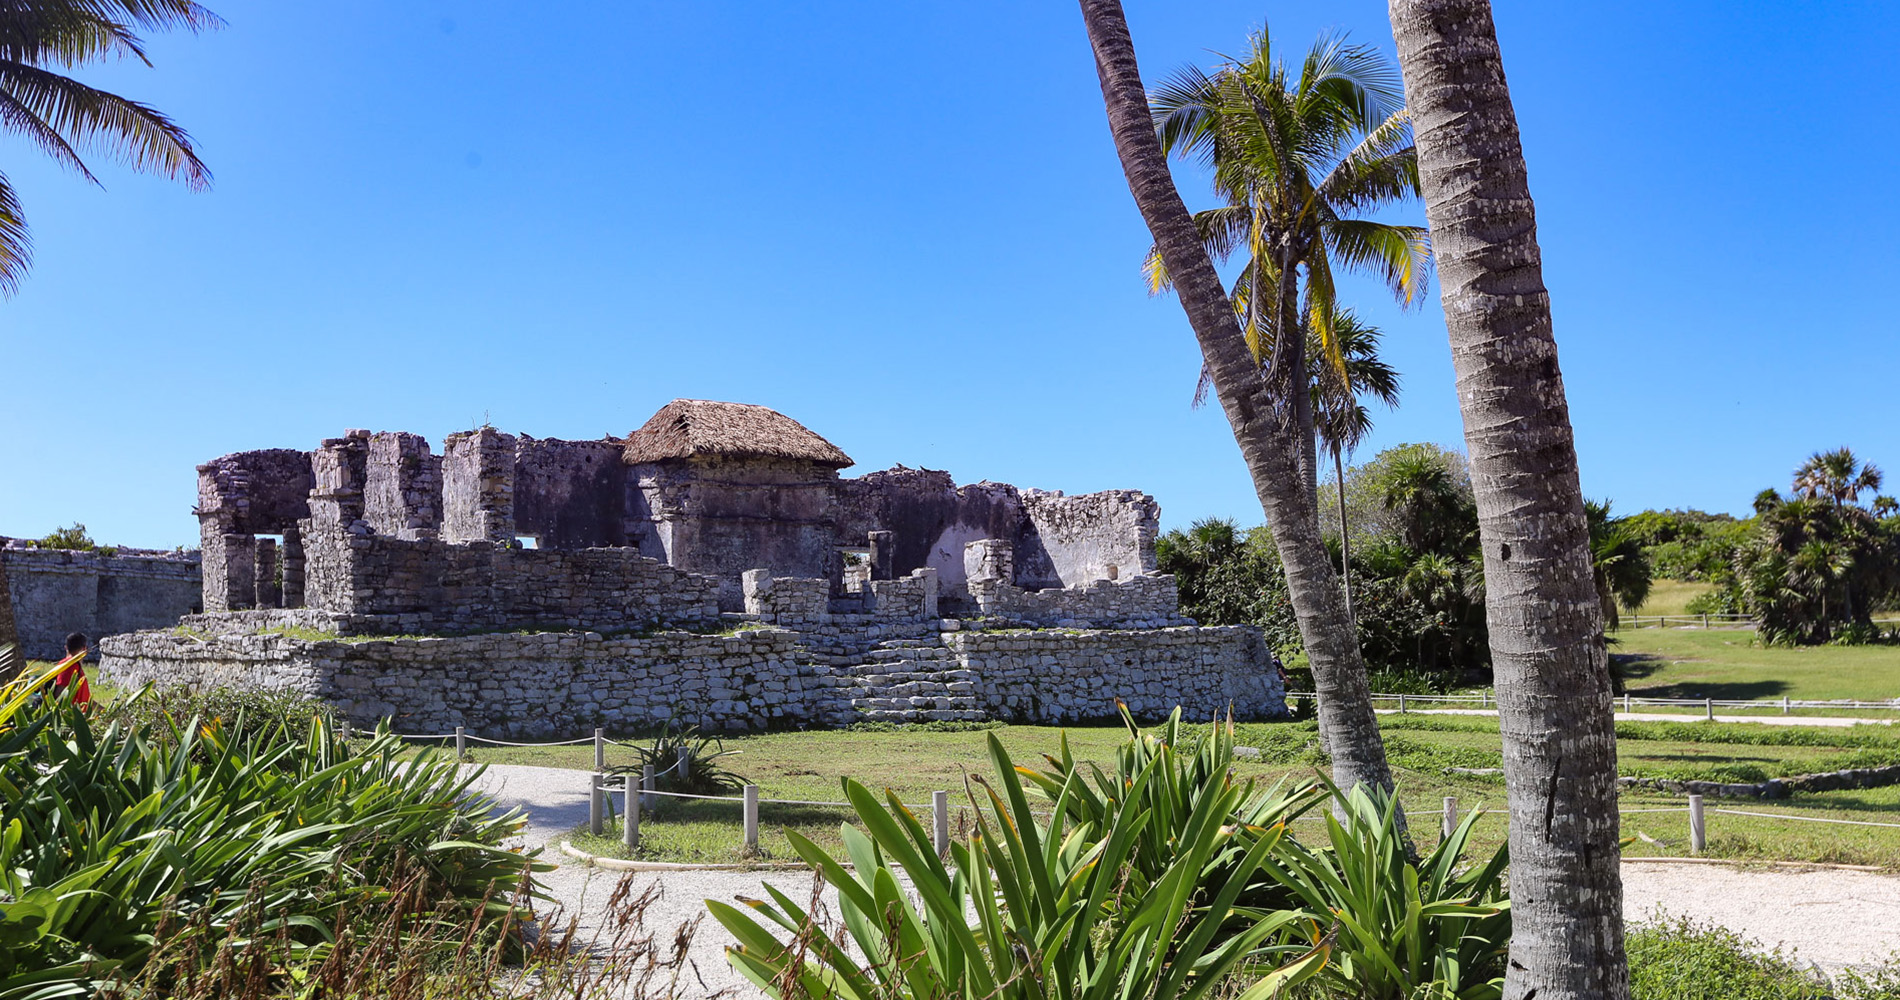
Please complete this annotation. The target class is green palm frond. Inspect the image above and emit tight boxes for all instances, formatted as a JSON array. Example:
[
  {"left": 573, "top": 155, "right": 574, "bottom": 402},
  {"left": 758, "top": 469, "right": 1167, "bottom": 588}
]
[
  {"left": 0, "top": 61, "right": 209, "bottom": 186},
  {"left": 0, "top": 173, "right": 28, "bottom": 296},
  {"left": 1322, "top": 217, "right": 1431, "bottom": 307}
]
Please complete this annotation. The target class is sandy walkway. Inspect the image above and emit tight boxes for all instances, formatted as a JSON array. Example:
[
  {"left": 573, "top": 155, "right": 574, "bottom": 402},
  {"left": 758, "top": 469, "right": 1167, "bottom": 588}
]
[
  {"left": 1385, "top": 707, "right": 1896, "bottom": 727},
  {"left": 470, "top": 762, "right": 1900, "bottom": 996}
]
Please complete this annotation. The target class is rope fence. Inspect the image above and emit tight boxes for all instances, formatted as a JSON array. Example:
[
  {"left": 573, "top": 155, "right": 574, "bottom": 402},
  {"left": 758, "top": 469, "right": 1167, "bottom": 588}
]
[{"left": 1288, "top": 691, "right": 1900, "bottom": 718}]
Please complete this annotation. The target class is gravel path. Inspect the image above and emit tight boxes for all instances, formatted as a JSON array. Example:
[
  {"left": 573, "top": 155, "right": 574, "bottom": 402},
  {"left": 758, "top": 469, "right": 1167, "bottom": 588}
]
[
  {"left": 1385, "top": 707, "right": 1897, "bottom": 727},
  {"left": 469, "top": 762, "right": 1900, "bottom": 996}
]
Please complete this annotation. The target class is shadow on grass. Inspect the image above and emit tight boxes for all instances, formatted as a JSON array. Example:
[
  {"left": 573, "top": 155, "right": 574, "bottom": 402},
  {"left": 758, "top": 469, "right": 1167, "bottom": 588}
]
[{"left": 1612, "top": 651, "right": 1791, "bottom": 700}]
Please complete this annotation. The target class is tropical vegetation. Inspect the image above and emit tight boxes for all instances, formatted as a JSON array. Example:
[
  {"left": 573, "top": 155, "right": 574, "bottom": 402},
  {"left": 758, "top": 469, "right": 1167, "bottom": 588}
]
[{"left": 0, "top": 668, "right": 544, "bottom": 998}]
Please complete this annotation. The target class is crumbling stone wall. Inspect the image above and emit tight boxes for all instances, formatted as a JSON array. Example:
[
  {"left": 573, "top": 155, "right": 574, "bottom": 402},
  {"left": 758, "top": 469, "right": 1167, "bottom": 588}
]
[
  {"left": 743, "top": 571, "right": 831, "bottom": 626},
  {"left": 947, "top": 626, "right": 1277, "bottom": 723},
  {"left": 197, "top": 448, "right": 314, "bottom": 612},
  {"left": 442, "top": 428, "right": 517, "bottom": 545},
  {"left": 632, "top": 456, "right": 843, "bottom": 610},
  {"left": 967, "top": 573, "right": 1188, "bottom": 630},
  {"left": 1015, "top": 490, "right": 1159, "bottom": 589},
  {"left": 2, "top": 542, "right": 201, "bottom": 659},
  {"left": 514, "top": 437, "right": 627, "bottom": 548},
  {"left": 365, "top": 432, "right": 441, "bottom": 540}
]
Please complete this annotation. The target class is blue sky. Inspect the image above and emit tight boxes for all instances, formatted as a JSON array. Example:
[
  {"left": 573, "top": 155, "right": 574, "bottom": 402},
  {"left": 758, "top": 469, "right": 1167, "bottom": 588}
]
[{"left": 3, "top": 1, "right": 1896, "bottom": 549}]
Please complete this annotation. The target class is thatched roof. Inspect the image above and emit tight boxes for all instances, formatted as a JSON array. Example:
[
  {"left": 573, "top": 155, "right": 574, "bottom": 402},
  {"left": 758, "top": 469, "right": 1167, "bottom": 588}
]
[{"left": 623, "top": 400, "right": 853, "bottom": 468}]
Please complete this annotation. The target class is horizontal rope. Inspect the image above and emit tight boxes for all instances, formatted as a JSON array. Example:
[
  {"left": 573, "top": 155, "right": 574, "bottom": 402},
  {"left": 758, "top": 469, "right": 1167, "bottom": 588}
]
[
  {"left": 1707, "top": 808, "right": 1900, "bottom": 830},
  {"left": 1619, "top": 807, "right": 1687, "bottom": 814}
]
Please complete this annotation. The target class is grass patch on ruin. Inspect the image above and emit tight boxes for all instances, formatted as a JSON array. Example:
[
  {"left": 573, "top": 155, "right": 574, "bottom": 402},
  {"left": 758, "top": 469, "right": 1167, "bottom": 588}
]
[
  {"left": 1608, "top": 627, "right": 1900, "bottom": 704},
  {"left": 446, "top": 719, "right": 1900, "bottom": 869}
]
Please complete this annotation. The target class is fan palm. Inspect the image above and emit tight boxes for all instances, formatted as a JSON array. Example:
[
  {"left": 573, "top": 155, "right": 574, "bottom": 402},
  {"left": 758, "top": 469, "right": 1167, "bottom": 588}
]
[
  {"left": 1584, "top": 499, "right": 1652, "bottom": 629},
  {"left": 0, "top": 0, "right": 217, "bottom": 294},
  {"left": 1793, "top": 448, "right": 1883, "bottom": 508},
  {"left": 1145, "top": 27, "right": 1429, "bottom": 500}
]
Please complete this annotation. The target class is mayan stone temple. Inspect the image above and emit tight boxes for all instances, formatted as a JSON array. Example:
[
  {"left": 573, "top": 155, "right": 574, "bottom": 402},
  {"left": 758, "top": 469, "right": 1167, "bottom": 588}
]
[{"left": 101, "top": 400, "right": 1285, "bottom": 736}]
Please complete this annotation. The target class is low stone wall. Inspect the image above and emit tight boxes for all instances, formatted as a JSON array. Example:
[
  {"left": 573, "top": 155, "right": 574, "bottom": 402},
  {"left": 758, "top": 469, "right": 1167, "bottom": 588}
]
[
  {"left": 968, "top": 573, "right": 1190, "bottom": 630},
  {"left": 100, "top": 618, "right": 1287, "bottom": 736},
  {"left": 1619, "top": 763, "right": 1900, "bottom": 800},
  {"left": 2, "top": 544, "right": 202, "bottom": 659},
  {"left": 947, "top": 625, "right": 1280, "bottom": 723},
  {"left": 101, "top": 626, "right": 821, "bottom": 737}
]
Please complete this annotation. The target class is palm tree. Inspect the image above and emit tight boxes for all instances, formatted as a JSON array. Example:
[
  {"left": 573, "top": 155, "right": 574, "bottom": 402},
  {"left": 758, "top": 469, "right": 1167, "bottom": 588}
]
[
  {"left": 1585, "top": 500, "right": 1653, "bottom": 629},
  {"left": 1385, "top": 0, "right": 1630, "bottom": 996},
  {"left": 1793, "top": 448, "right": 1883, "bottom": 508},
  {"left": 1144, "top": 29, "right": 1430, "bottom": 503},
  {"left": 0, "top": 0, "right": 217, "bottom": 294},
  {"left": 1314, "top": 311, "right": 1401, "bottom": 621},
  {"left": 1079, "top": 0, "right": 1398, "bottom": 799}
]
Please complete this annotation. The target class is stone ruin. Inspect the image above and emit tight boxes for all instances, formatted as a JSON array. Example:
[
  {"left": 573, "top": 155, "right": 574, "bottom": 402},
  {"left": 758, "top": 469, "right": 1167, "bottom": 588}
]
[{"left": 101, "top": 400, "right": 1285, "bottom": 735}]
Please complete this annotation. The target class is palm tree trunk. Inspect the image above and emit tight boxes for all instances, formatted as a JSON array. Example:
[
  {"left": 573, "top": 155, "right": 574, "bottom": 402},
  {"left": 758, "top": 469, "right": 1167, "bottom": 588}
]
[
  {"left": 1080, "top": 0, "right": 1394, "bottom": 796},
  {"left": 1384, "top": 2, "right": 1628, "bottom": 998},
  {"left": 1335, "top": 446, "right": 1355, "bottom": 622}
]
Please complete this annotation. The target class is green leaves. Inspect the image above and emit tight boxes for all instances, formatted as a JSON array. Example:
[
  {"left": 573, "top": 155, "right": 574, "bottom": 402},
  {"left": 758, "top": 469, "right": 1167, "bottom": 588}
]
[{"left": 0, "top": 681, "right": 545, "bottom": 997}]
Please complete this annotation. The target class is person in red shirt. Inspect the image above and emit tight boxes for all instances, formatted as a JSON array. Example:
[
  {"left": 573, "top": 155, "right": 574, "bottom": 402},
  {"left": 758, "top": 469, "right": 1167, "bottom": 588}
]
[{"left": 52, "top": 632, "right": 91, "bottom": 708}]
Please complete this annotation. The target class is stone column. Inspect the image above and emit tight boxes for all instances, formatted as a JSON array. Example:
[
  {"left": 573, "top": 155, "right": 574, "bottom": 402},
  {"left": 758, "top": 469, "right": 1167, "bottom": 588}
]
[
  {"left": 868, "top": 530, "right": 895, "bottom": 581},
  {"left": 219, "top": 533, "right": 256, "bottom": 611},
  {"left": 281, "top": 525, "right": 305, "bottom": 608},
  {"left": 442, "top": 428, "right": 517, "bottom": 544},
  {"left": 367, "top": 431, "right": 442, "bottom": 539},
  {"left": 254, "top": 537, "right": 281, "bottom": 609}
]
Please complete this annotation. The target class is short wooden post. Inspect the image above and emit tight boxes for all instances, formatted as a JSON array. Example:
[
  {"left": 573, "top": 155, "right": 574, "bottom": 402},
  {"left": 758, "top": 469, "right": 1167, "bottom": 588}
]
[
  {"left": 1688, "top": 795, "right": 1706, "bottom": 854},
  {"left": 1398, "top": 694, "right": 1407, "bottom": 714},
  {"left": 594, "top": 728, "right": 606, "bottom": 771},
  {"left": 1478, "top": 690, "right": 1486, "bottom": 709},
  {"left": 677, "top": 746, "right": 690, "bottom": 781},
  {"left": 624, "top": 774, "right": 640, "bottom": 852},
  {"left": 933, "top": 790, "right": 951, "bottom": 856},
  {"left": 1702, "top": 613, "right": 1709, "bottom": 628},
  {"left": 642, "top": 762, "right": 656, "bottom": 810},
  {"left": 1624, "top": 693, "right": 1632, "bottom": 714},
  {"left": 1441, "top": 796, "right": 1458, "bottom": 841},
  {"left": 339, "top": 720, "right": 352, "bottom": 743},
  {"left": 1782, "top": 696, "right": 1790, "bottom": 715},
  {"left": 455, "top": 725, "right": 466, "bottom": 759},
  {"left": 590, "top": 772, "right": 604, "bottom": 836},
  {"left": 743, "top": 784, "right": 760, "bottom": 853},
  {"left": 1705, "top": 697, "right": 1714, "bottom": 721}
]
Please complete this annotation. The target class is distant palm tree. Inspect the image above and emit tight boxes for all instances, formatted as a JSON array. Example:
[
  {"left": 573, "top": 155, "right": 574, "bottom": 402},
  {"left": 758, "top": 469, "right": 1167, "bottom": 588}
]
[
  {"left": 1144, "top": 27, "right": 1429, "bottom": 501},
  {"left": 1793, "top": 448, "right": 1883, "bottom": 508},
  {"left": 1584, "top": 500, "right": 1652, "bottom": 629},
  {"left": 1312, "top": 310, "right": 1399, "bottom": 619},
  {"left": 0, "top": 0, "right": 218, "bottom": 294}
]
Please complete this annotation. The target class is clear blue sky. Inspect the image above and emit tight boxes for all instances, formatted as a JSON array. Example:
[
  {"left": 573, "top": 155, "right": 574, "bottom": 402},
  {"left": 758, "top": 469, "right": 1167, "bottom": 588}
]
[{"left": 4, "top": 1, "right": 1896, "bottom": 549}]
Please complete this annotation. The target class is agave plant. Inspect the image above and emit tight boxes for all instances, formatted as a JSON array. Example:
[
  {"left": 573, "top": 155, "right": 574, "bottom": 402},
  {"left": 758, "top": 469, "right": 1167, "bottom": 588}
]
[
  {"left": 708, "top": 730, "right": 1330, "bottom": 1000},
  {"left": 611, "top": 722, "right": 746, "bottom": 796},
  {"left": 1259, "top": 782, "right": 1511, "bottom": 1000}
]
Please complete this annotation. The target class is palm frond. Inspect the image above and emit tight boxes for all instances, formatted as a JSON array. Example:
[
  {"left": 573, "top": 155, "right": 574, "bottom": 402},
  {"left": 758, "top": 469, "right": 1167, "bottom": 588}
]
[
  {"left": 0, "top": 61, "right": 209, "bottom": 187},
  {"left": 0, "top": 172, "right": 29, "bottom": 296},
  {"left": 1322, "top": 218, "right": 1430, "bottom": 306}
]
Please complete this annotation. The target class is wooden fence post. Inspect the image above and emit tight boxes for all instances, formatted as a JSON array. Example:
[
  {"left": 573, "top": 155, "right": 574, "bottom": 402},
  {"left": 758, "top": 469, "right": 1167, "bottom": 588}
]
[
  {"left": 1688, "top": 795, "right": 1706, "bottom": 854},
  {"left": 743, "top": 784, "right": 760, "bottom": 854},
  {"left": 1705, "top": 697, "right": 1714, "bottom": 721},
  {"left": 594, "top": 728, "right": 605, "bottom": 771},
  {"left": 1398, "top": 694, "right": 1407, "bottom": 714},
  {"left": 933, "top": 790, "right": 951, "bottom": 856},
  {"left": 1624, "top": 693, "right": 1632, "bottom": 714},
  {"left": 1441, "top": 796, "right": 1458, "bottom": 841},
  {"left": 1782, "top": 697, "right": 1790, "bottom": 715},
  {"left": 455, "top": 725, "right": 466, "bottom": 760},
  {"left": 642, "top": 763, "right": 656, "bottom": 810}
]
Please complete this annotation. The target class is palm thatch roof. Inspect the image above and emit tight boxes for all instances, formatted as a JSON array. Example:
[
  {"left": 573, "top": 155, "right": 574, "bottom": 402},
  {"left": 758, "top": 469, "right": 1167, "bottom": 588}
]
[{"left": 623, "top": 400, "right": 853, "bottom": 468}]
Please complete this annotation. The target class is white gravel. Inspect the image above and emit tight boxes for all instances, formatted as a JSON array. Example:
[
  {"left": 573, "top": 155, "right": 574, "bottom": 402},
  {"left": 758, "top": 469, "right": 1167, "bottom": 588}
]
[{"left": 470, "top": 762, "right": 1900, "bottom": 996}]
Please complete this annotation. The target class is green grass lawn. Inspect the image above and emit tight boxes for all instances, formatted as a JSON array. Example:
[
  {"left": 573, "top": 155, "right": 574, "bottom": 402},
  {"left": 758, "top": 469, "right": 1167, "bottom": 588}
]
[
  {"left": 457, "top": 717, "right": 1900, "bottom": 870},
  {"left": 1632, "top": 579, "right": 1716, "bottom": 617},
  {"left": 1609, "top": 628, "right": 1900, "bottom": 702}
]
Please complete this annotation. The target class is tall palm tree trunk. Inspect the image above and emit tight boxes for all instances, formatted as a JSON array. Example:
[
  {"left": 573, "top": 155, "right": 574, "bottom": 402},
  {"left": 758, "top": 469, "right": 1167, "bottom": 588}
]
[
  {"left": 1080, "top": 0, "right": 1394, "bottom": 796},
  {"left": 1384, "top": 2, "right": 1628, "bottom": 998},
  {"left": 1335, "top": 446, "right": 1355, "bottom": 621}
]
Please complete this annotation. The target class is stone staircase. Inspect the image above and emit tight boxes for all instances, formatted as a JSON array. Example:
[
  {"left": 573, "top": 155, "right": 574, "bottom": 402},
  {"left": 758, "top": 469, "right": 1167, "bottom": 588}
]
[{"left": 846, "top": 636, "right": 984, "bottom": 723}]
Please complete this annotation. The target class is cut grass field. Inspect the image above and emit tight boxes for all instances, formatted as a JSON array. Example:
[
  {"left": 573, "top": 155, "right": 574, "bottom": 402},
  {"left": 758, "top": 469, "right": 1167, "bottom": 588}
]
[
  {"left": 1632, "top": 579, "right": 1716, "bottom": 617},
  {"left": 1610, "top": 627, "right": 1900, "bottom": 703},
  {"left": 445, "top": 716, "right": 1900, "bottom": 870}
]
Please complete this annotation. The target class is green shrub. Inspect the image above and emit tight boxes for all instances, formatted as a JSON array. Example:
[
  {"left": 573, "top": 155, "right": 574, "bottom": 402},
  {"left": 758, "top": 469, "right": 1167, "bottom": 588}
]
[
  {"left": 99, "top": 684, "right": 339, "bottom": 757},
  {"left": 0, "top": 675, "right": 545, "bottom": 998},
  {"left": 610, "top": 722, "right": 746, "bottom": 795},
  {"left": 1627, "top": 917, "right": 1900, "bottom": 999}
]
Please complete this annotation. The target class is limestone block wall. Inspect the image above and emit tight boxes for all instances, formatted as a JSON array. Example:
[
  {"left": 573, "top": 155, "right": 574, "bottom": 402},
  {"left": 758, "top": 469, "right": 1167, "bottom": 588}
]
[
  {"left": 100, "top": 627, "right": 819, "bottom": 737},
  {"left": 2, "top": 544, "right": 202, "bottom": 659},
  {"left": 967, "top": 573, "right": 1188, "bottom": 629},
  {"left": 1015, "top": 491, "right": 1159, "bottom": 589},
  {"left": 866, "top": 568, "right": 939, "bottom": 621},
  {"left": 946, "top": 625, "right": 1279, "bottom": 723},
  {"left": 300, "top": 529, "right": 719, "bottom": 634},
  {"left": 743, "top": 571, "right": 831, "bottom": 625}
]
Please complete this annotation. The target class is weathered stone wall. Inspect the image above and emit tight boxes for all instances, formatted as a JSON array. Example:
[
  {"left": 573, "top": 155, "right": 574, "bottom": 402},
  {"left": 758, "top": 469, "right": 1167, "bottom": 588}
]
[
  {"left": 866, "top": 568, "right": 939, "bottom": 621},
  {"left": 1015, "top": 490, "right": 1159, "bottom": 589},
  {"left": 100, "top": 617, "right": 1285, "bottom": 736},
  {"left": 197, "top": 448, "right": 315, "bottom": 612},
  {"left": 100, "top": 627, "right": 820, "bottom": 737},
  {"left": 947, "top": 626, "right": 1279, "bottom": 723},
  {"left": 835, "top": 469, "right": 1027, "bottom": 590},
  {"left": 300, "top": 529, "right": 719, "bottom": 634},
  {"left": 633, "top": 457, "right": 842, "bottom": 610},
  {"left": 968, "top": 573, "right": 1188, "bottom": 629},
  {"left": 365, "top": 432, "right": 442, "bottom": 540},
  {"left": 514, "top": 437, "right": 627, "bottom": 549},
  {"left": 442, "top": 428, "right": 517, "bottom": 545},
  {"left": 743, "top": 571, "right": 831, "bottom": 626},
  {"left": 2, "top": 543, "right": 202, "bottom": 659}
]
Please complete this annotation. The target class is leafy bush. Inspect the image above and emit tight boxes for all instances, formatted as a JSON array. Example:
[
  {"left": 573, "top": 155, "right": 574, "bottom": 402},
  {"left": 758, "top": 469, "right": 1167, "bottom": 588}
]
[
  {"left": 1262, "top": 784, "right": 1510, "bottom": 1000},
  {"left": 611, "top": 723, "right": 746, "bottom": 795},
  {"left": 98, "top": 684, "right": 339, "bottom": 756},
  {"left": 709, "top": 727, "right": 1326, "bottom": 1000},
  {"left": 1627, "top": 917, "right": 1900, "bottom": 999},
  {"left": 0, "top": 675, "right": 544, "bottom": 998}
]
